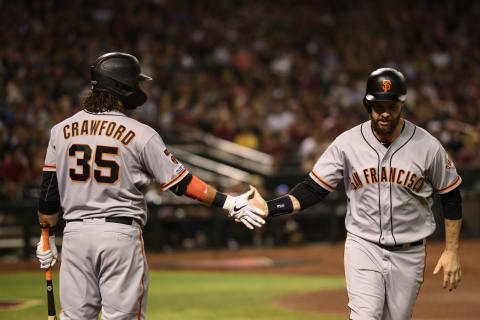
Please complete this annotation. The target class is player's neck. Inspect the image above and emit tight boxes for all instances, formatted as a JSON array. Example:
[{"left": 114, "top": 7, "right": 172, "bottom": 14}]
[
  {"left": 114, "top": 101, "right": 126, "bottom": 113},
  {"left": 116, "top": 105, "right": 126, "bottom": 113},
  {"left": 373, "top": 118, "right": 405, "bottom": 143}
]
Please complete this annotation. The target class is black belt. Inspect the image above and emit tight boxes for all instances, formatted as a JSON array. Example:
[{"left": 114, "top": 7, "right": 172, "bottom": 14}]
[
  {"left": 377, "top": 239, "right": 425, "bottom": 251},
  {"left": 66, "top": 217, "right": 133, "bottom": 225}
]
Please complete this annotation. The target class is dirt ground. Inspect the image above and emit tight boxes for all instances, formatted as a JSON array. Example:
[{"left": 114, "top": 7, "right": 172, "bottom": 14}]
[
  {"left": 269, "top": 239, "right": 480, "bottom": 320},
  {"left": 2, "top": 239, "right": 479, "bottom": 319},
  {"left": 147, "top": 239, "right": 480, "bottom": 320}
]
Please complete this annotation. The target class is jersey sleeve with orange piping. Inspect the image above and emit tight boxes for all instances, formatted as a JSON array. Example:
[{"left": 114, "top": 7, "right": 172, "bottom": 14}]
[
  {"left": 428, "top": 145, "right": 462, "bottom": 194},
  {"left": 309, "top": 139, "right": 344, "bottom": 192},
  {"left": 43, "top": 127, "right": 57, "bottom": 172},
  {"left": 139, "top": 133, "right": 188, "bottom": 191}
]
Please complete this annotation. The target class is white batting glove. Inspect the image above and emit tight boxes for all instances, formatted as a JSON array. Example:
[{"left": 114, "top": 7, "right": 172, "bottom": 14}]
[
  {"left": 224, "top": 188, "right": 267, "bottom": 230},
  {"left": 36, "top": 234, "right": 57, "bottom": 269}
]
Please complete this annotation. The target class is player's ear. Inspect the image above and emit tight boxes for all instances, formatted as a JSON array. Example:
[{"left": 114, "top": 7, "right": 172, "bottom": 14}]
[{"left": 363, "top": 96, "right": 372, "bottom": 113}]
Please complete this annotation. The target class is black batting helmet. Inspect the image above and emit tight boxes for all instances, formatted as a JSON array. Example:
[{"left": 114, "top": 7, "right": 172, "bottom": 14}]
[
  {"left": 363, "top": 68, "right": 406, "bottom": 113},
  {"left": 90, "top": 52, "right": 152, "bottom": 109}
]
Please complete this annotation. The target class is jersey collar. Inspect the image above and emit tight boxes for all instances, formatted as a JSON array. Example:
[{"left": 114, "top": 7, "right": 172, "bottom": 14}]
[
  {"left": 83, "top": 109, "right": 127, "bottom": 117},
  {"left": 362, "top": 119, "right": 416, "bottom": 156}
]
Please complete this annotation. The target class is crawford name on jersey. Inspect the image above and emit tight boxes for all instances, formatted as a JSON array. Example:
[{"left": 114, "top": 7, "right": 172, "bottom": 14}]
[{"left": 62, "top": 119, "right": 136, "bottom": 145}]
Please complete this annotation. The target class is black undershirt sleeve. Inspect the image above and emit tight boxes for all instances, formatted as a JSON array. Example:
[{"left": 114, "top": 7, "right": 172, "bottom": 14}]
[
  {"left": 289, "top": 176, "right": 330, "bottom": 210},
  {"left": 38, "top": 171, "right": 60, "bottom": 215},
  {"left": 170, "top": 173, "right": 192, "bottom": 196},
  {"left": 439, "top": 188, "right": 462, "bottom": 220}
]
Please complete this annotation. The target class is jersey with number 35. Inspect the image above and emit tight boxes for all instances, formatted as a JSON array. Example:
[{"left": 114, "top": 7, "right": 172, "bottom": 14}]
[{"left": 42, "top": 110, "right": 188, "bottom": 226}]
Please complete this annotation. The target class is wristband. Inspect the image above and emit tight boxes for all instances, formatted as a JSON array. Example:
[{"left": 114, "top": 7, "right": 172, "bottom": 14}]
[
  {"left": 184, "top": 175, "right": 208, "bottom": 201},
  {"left": 211, "top": 192, "right": 235, "bottom": 211},
  {"left": 267, "top": 195, "right": 294, "bottom": 217},
  {"left": 212, "top": 192, "right": 227, "bottom": 208}
]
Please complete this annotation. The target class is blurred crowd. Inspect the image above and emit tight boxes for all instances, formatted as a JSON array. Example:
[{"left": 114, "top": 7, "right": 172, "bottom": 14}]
[{"left": 1, "top": 0, "right": 480, "bottom": 201}]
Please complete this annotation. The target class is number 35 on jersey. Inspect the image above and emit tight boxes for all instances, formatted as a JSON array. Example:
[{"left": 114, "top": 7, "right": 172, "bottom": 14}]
[{"left": 69, "top": 144, "right": 120, "bottom": 184}]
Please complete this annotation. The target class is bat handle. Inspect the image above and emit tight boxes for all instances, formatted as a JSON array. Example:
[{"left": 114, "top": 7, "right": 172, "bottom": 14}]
[
  {"left": 41, "top": 224, "right": 53, "bottom": 280},
  {"left": 41, "top": 224, "right": 57, "bottom": 319},
  {"left": 41, "top": 224, "right": 50, "bottom": 251}
]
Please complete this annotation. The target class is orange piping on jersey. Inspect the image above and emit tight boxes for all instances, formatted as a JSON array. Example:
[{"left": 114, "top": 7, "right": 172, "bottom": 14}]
[
  {"left": 437, "top": 176, "right": 461, "bottom": 193},
  {"left": 310, "top": 171, "right": 335, "bottom": 191},
  {"left": 160, "top": 168, "right": 187, "bottom": 190},
  {"left": 43, "top": 165, "right": 56, "bottom": 169},
  {"left": 137, "top": 229, "right": 146, "bottom": 320}
]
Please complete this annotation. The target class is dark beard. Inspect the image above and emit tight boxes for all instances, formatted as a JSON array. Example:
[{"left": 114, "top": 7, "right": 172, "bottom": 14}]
[{"left": 371, "top": 114, "right": 401, "bottom": 136}]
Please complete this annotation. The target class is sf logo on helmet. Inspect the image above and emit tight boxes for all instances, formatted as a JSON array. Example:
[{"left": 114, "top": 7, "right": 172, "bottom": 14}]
[{"left": 382, "top": 80, "right": 391, "bottom": 92}]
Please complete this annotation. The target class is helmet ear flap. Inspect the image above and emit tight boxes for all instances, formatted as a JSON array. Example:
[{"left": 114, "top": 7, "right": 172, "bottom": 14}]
[
  {"left": 363, "top": 96, "right": 372, "bottom": 113},
  {"left": 122, "top": 88, "right": 147, "bottom": 109}
]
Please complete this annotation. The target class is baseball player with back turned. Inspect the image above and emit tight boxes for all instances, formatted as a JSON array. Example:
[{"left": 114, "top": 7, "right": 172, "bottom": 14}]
[
  {"left": 35, "top": 52, "right": 267, "bottom": 320},
  {"left": 249, "top": 68, "right": 463, "bottom": 320}
]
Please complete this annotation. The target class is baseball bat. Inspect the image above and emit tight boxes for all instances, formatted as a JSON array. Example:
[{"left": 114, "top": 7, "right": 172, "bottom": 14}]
[{"left": 41, "top": 224, "right": 58, "bottom": 320}]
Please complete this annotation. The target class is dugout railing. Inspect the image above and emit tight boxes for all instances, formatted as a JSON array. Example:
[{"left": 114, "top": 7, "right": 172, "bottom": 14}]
[{"left": 0, "top": 188, "right": 479, "bottom": 259}]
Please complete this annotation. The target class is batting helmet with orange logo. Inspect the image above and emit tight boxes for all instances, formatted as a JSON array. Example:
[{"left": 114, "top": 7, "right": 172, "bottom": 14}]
[{"left": 363, "top": 68, "right": 406, "bottom": 113}]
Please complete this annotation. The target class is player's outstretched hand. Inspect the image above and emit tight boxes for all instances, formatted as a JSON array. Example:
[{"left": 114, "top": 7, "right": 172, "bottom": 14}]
[
  {"left": 226, "top": 187, "right": 267, "bottom": 230},
  {"left": 433, "top": 249, "right": 461, "bottom": 291},
  {"left": 36, "top": 234, "right": 58, "bottom": 269},
  {"left": 247, "top": 185, "right": 268, "bottom": 216}
]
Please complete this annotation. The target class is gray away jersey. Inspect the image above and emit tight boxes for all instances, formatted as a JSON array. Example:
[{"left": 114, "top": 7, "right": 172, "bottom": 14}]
[
  {"left": 310, "top": 119, "right": 461, "bottom": 245},
  {"left": 43, "top": 110, "right": 188, "bottom": 226}
]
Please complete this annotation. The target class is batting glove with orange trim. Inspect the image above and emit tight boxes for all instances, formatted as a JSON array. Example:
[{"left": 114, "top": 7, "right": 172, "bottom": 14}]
[{"left": 36, "top": 234, "right": 57, "bottom": 269}]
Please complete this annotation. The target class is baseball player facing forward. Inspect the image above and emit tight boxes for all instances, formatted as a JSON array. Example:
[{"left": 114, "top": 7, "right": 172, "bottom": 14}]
[
  {"left": 35, "top": 52, "right": 266, "bottom": 320},
  {"left": 250, "top": 68, "right": 462, "bottom": 320}
]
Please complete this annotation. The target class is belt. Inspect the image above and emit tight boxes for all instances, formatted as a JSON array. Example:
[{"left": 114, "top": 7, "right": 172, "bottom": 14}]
[
  {"left": 377, "top": 239, "right": 425, "bottom": 251},
  {"left": 66, "top": 217, "right": 133, "bottom": 225}
]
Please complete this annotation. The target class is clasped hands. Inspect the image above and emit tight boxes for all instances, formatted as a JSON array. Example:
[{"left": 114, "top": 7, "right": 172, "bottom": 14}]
[{"left": 226, "top": 186, "right": 268, "bottom": 230}]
